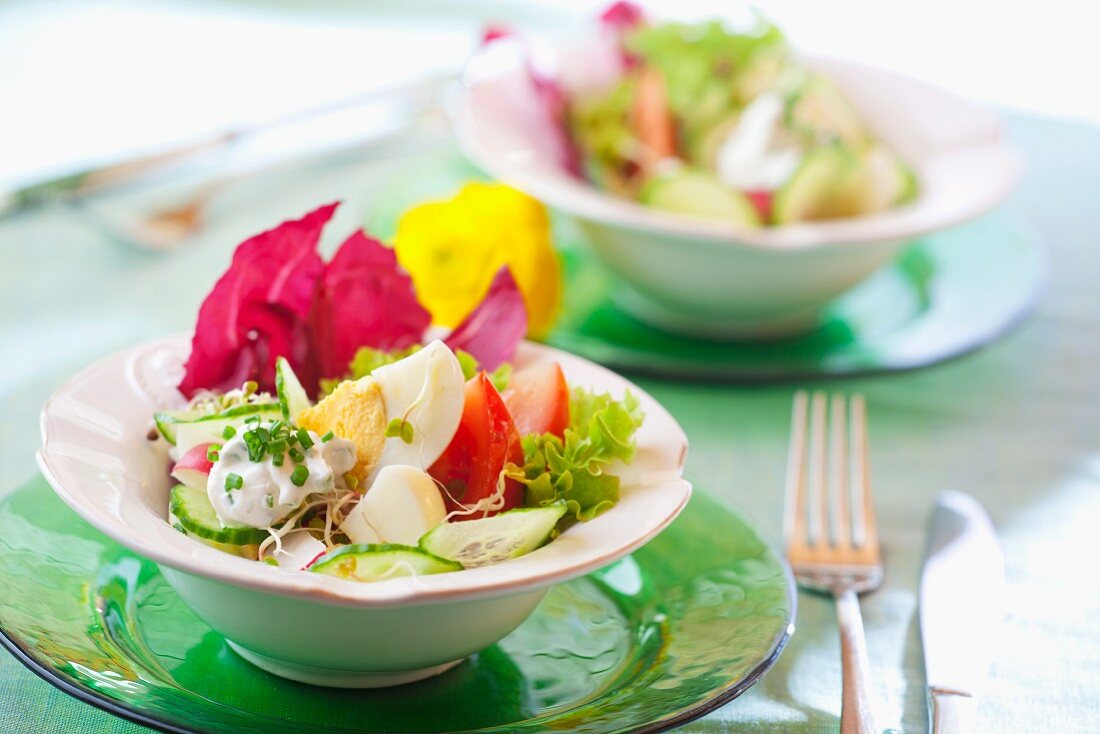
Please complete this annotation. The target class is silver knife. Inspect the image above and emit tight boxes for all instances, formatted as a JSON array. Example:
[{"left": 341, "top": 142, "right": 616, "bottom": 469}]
[{"left": 919, "top": 491, "right": 1005, "bottom": 733}]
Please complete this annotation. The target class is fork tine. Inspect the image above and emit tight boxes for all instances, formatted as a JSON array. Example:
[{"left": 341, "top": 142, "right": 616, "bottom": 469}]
[
  {"left": 849, "top": 394, "right": 877, "bottom": 551},
  {"left": 807, "top": 392, "right": 828, "bottom": 547},
  {"left": 830, "top": 393, "right": 851, "bottom": 550},
  {"left": 783, "top": 391, "right": 809, "bottom": 549}
]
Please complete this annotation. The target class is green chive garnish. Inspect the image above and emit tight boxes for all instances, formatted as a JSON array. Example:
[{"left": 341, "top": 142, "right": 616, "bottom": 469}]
[
  {"left": 264, "top": 557, "right": 279, "bottom": 567},
  {"left": 343, "top": 472, "right": 359, "bottom": 491},
  {"left": 265, "top": 494, "right": 274, "bottom": 508},
  {"left": 222, "top": 425, "right": 236, "bottom": 440},
  {"left": 224, "top": 473, "right": 243, "bottom": 492},
  {"left": 290, "top": 465, "right": 309, "bottom": 487},
  {"left": 296, "top": 429, "right": 314, "bottom": 450},
  {"left": 321, "top": 431, "right": 334, "bottom": 443},
  {"left": 206, "top": 444, "right": 221, "bottom": 462},
  {"left": 272, "top": 451, "right": 284, "bottom": 467}
]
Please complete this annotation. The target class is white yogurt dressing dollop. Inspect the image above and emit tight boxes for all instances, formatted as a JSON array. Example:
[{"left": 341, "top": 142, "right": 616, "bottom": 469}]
[
  {"left": 715, "top": 92, "right": 803, "bottom": 191},
  {"left": 207, "top": 424, "right": 357, "bottom": 529}
]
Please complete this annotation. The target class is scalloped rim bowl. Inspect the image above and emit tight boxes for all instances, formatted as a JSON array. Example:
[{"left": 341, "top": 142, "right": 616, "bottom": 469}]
[
  {"left": 453, "top": 45, "right": 1024, "bottom": 337},
  {"left": 36, "top": 336, "right": 690, "bottom": 686}
]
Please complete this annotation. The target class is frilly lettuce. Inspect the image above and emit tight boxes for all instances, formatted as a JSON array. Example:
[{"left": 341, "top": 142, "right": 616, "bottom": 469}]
[{"left": 508, "top": 387, "right": 644, "bottom": 525}]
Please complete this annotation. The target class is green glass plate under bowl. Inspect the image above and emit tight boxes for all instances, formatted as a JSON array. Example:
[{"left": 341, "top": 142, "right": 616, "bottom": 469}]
[
  {"left": 0, "top": 477, "right": 794, "bottom": 734},
  {"left": 546, "top": 213, "right": 1046, "bottom": 381}
]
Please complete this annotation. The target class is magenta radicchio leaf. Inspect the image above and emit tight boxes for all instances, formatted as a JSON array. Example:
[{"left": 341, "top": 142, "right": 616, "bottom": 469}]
[
  {"left": 444, "top": 266, "right": 527, "bottom": 371},
  {"left": 178, "top": 202, "right": 336, "bottom": 398},
  {"left": 311, "top": 230, "right": 430, "bottom": 381},
  {"left": 600, "top": 1, "right": 645, "bottom": 30}
]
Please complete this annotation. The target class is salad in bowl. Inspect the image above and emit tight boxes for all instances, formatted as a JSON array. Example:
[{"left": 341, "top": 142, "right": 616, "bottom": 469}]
[
  {"left": 455, "top": 2, "right": 1020, "bottom": 337},
  {"left": 565, "top": 5, "right": 916, "bottom": 226},
  {"left": 38, "top": 202, "right": 689, "bottom": 686}
]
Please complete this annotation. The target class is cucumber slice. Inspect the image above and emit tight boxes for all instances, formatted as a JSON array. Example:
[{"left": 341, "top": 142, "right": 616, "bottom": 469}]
[
  {"left": 310, "top": 544, "right": 461, "bottom": 582},
  {"left": 153, "top": 409, "right": 203, "bottom": 444},
  {"left": 420, "top": 502, "right": 567, "bottom": 568},
  {"left": 786, "top": 75, "right": 867, "bottom": 145},
  {"left": 154, "top": 402, "right": 280, "bottom": 446},
  {"left": 639, "top": 169, "right": 761, "bottom": 227},
  {"left": 772, "top": 145, "right": 862, "bottom": 223},
  {"left": 171, "top": 405, "right": 282, "bottom": 455},
  {"left": 275, "top": 357, "right": 312, "bottom": 422},
  {"left": 169, "top": 484, "right": 269, "bottom": 546}
]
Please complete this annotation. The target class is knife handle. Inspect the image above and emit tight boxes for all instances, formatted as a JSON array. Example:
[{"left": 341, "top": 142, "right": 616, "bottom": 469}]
[{"left": 929, "top": 687, "right": 977, "bottom": 733}]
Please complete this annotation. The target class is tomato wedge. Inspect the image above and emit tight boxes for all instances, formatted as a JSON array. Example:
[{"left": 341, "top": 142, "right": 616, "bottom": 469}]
[
  {"left": 503, "top": 362, "right": 570, "bottom": 439},
  {"left": 428, "top": 372, "right": 524, "bottom": 518},
  {"left": 744, "top": 189, "right": 774, "bottom": 223}
]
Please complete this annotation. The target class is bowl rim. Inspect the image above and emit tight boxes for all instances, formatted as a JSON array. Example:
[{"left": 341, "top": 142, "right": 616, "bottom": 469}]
[
  {"left": 37, "top": 335, "right": 691, "bottom": 609},
  {"left": 452, "top": 49, "right": 1024, "bottom": 252}
]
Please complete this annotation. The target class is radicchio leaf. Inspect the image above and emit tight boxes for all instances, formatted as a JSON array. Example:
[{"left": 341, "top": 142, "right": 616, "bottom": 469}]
[
  {"left": 177, "top": 203, "right": 336, "bottom": 398},
  {"left": 311, "top": 230, "right": 430, "bottom": 382},
  {"left": 444, "top": 266, "right": 527, "bottom": 371}
]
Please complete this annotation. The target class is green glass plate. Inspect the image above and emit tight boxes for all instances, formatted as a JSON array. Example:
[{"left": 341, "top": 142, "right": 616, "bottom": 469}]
[
  {"left": 0, "top": 477, "right": 793, "bottom": 734},
  {"left": 545, "top": 214, "right": 1045, "bottom": 381},
  {"left": 364, "top": 144, "right": 1044, "bottom": 382}
]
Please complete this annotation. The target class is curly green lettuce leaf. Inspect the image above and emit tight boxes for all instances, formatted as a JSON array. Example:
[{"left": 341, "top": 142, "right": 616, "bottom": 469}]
[{"left": 508, "top": 387, "right": 644, "bottom": 525}]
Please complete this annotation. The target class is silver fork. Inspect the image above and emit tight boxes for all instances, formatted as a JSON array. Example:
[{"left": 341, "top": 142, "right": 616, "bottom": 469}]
[{"left": 784, "top": 391, "right": 883, "bottom": 734}]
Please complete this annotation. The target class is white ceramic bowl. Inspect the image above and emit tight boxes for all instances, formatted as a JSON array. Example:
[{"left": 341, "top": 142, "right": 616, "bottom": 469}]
[
  {"left": 454, "top": 47, "right": 1023, "bottom": 338},
  {"left": 37, "top": 336, "right": 689, "bottom": 687}
]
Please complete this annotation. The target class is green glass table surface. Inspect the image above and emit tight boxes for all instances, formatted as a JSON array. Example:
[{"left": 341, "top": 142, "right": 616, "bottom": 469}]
[{"left": 2, "top": 113, "right": 1098, "bottom": 734}]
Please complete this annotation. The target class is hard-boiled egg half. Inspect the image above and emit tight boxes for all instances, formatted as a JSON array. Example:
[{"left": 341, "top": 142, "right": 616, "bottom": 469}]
[{"left": 297, "top": 340, "right": 465, "bottom": 544}]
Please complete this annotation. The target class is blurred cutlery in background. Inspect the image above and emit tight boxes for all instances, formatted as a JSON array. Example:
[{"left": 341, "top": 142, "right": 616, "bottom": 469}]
[{"left": 1, "top": 72, "right": 456, "bottom": 249}]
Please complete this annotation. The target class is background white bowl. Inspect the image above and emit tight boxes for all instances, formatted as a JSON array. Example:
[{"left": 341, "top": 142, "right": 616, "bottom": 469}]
[
  {"left": 454, "top": 47, "right": 1023, "bottom": 338},
  {"left": 37, "top": 336, "right": 690, "bottom": 687}
]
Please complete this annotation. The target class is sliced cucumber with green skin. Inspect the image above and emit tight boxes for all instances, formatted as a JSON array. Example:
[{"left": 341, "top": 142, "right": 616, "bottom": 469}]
[
  {"left": 275, "top": 357, "right": 312, "bottom": 422},
  {"left": 310, "top": 544, "right": 461, "bottom": 582},
  {"left": 785, "top": 75, "right": 867, "bottom": 145},
  {"left": 169, "top": 484, "right": 269, "bottom": 545},
  {"left": 774, "top": 144, "right": 918, "bottom": 224},
  {"left": 154, "top": 402, "right": 280, "bottom": 445},
  {"left": 420, "top": 502, "right": 568, "bottom": 568},
  {"left": 772, "top": 145, "right": 862, "bottom": 223},
  {"left": 171, "top": 405, "right": 282, "bottom": 455},
  {"left": 639, "top": 169, "right": 761, "bottom": 227}
]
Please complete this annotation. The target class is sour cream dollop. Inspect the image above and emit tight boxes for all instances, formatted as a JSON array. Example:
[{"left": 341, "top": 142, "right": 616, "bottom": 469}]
[
  {"left": 207, "top": 424, "right": 357, "bottom": 529},
  {"left": 715, "top": 92, "right": 802, "bottom": 191}
]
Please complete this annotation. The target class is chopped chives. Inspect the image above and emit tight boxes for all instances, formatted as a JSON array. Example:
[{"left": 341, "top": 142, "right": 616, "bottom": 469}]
[
  {"left": 265, "top": 494, "right": 274, "bottom": 508},
  {"left": 263, "top": 557, "right": 279, "bottom": 567},
  {"left": 289, "top": 448, "right": 304, "bottom": 464},
  {"left": 221, "top": 425, "right": 236, "bottom": 440},
  {"left": 224, "top": 473, "right": 243, "bottom": 491},
  {"left": 290, "top": 465, "right": 309, "bottom": 487},
  {"left": 206, "top": 444, "right": 221, "bottom": 462},
  {"left": 321, "top": 431, "right": 334, "bottom": 443},
  {"left": 296, "top": 429, "right": 314, "bottom": 450},
  {"left": 271, "top": 452, "right": 284, "bottom": 467}
]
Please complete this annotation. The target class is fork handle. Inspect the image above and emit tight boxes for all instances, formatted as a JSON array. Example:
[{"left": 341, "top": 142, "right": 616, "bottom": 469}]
[{"left": 835, "top": 588, "right": 879, "bottom": 734}]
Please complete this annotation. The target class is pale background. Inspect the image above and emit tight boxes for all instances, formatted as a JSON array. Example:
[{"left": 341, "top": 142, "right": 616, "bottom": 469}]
[{"left": 1, "top": 0, "right": 1095, "bottom": 189}]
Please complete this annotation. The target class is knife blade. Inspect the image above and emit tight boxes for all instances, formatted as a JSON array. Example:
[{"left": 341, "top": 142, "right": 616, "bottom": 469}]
[{"left": 920, "top": 491, "right": 1005, "bottom": 733}]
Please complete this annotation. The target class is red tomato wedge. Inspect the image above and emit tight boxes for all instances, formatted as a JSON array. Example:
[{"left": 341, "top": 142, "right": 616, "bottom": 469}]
[
  {"left": 503, "top": 362, "right": 570, "bottom": 439},
  {"left": 428, "top": 372, "right": 525, "bottom": 518},
  {"left": 745, "top": 189, "right": 774, "bottom": 223}
]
